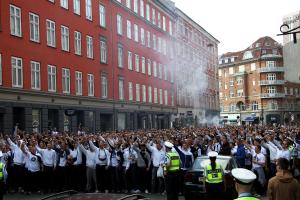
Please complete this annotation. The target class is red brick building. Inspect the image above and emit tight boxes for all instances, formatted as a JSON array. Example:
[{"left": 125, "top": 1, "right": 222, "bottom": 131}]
[
  {"left": 0, "top": 0, "right": 178, "bottom": 133},
  {"left": 219, "top": 36, "right": 300, "bottom": 125}
]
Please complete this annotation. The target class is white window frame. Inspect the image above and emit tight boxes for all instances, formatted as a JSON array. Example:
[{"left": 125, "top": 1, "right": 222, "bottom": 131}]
[
  {"left": 117, "top": 14, "right": 123, "bottom": 35},
  {"left": 154, "top": 87, "right": 158, "bottom": 103},
  {"left": 60, "top": 0, "right": 68, "bottom": 9},
  {"left": 128, "top": 82, "right": 133, "bottom": 101},
  {"left": 101, "top": 74, "right": 108, "bottom": 98},
  {"left": 266, "top": 61, "right": 276, "bottom": 67},
  {"left": 164, "top": 90, "right": 168, "bottom": 105},
  {"left": 10, "top": 5, "right": 22, "bottom": 37},
  {"left": 136, "top": 83, "right": 140, "bottom": 102},
  {"left": 100, "top": 38, "right": 107, "bottom": 63},
  {"left": 46, "top": 19, "right": 56, "bottom": 47},
  {"left": 29, "top": 13, "right": 40, "bottom": 42},
  {"left": 164, "top": 65, "right": 167, "bottom": 80},
  {"left": 99, "top": 4, "right": 106, "bottom": 27},
  {"left": 169, "top": 21, "right": 172, "bottom": 35},
  {"left": 86, "top": 35, "right": 93, "bottom": 59},
  {"left": 152, "top": 8, "right": 156, "bottom": 25},
  {"left": 86, "top": 0, "right": 92, "bottom": 20},
  {"left": 141, "top": 57, "right": 145, "bottom": 74},
  {"left": 48, "top": 65, "right": 56, "bottom": 92},
  {"left": 126, "top": 0, "right": 131, "bottom": 9},
  {"left": 158, "top": 63, "right": 162, "bottom": 79},
  {"left": 88, "top": 74, "right": 94, "bottom": 96},
  {"left": 74, "top": 0, "right": 81, "bottom": 15},
  {"left": 118, "top": 44, "right": 124, "bottom": 68},
  {"left": 134, "top": 24, "right": 139, "bottom": 42},
  {"left": 31, "top": 61, "right": 40, "bottom": 90},
  {"left": 157, "top": 12, "right": 161, "bottom": 28},
  {"left": 159, "top": 89, "right": 163, "bottom": 104},
  {"left": 134, "top": 0, "right": 138, "bottom": 13},
  {"left": 119, "top": 78, "right": 124, "bottom": 100},
  {"left": 148, "top": 86, "right": 152, "bottom": 103},
  {"left": 135, "top": 54, "right": 139, "bottom": 72},
  {"left": 11, "top": 57, "right": 23, "bottom": 88},
  {"left": 142, "top": 85, "right": 146, "bottom": 102},
  {"left": 147, "top": 31, "right": 151, "bottom": 48},
  {"left": 147, "top": 59, "right": 151, "bottom": 76},
  {"left": 128, "top": 51, "right": 133, "bottom": 70},
  {"left": 141, "top": 28, "right": 145, "bottom": 45},
  {"left": 74, "top": 31, "right": 82, "bottom": 55},
  {"left": 75, "top": 71, "right": 83, "bottom": 95},
  {"left": 162, "top": 16, "right": 166, "bottom": 31},
  {"left": 127, "top": 20, "right": 132, "bottom": 39},
  {"left": 62, "top": 68, "right": 70, "bottom": 94},
  {"left": 61, "top": 25, "right": 69, "bottom": 51},
  {"left": 153, "top": 61, "right": 157, "bottom": 77},
  {"left": 140, "top": 0, "right": 144, "bottom": 17},
  {"left": 146, "top": 4, "right": 150, "bottom": 21}
]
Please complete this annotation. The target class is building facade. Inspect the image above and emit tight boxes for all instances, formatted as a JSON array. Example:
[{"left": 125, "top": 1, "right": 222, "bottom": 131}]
[
  {"left": 173, "top": 9, "right": 219, "bottom": 127},
  {"left": 219, "top": 36, "right": 300, "bottom": 125}
]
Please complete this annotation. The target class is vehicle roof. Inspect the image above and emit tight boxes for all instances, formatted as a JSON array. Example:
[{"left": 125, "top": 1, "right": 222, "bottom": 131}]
[{"left": 196, "top": 155, "right": 233, "bottom": 159}]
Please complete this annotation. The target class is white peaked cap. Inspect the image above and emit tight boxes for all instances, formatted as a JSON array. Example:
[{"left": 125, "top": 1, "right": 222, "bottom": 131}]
[
  {"left": 164, "top": 141, "right": 174, "bottom": 148},
  {"left": 232, "top": 168, "right": 257, "bottom": 184},
  {"left": 208, "top": 151, "right": 218, "bottom": 157}
]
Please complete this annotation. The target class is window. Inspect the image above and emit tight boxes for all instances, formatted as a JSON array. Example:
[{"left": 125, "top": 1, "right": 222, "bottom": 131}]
[
  {"left": 127, "top": 20, "right": 132, "bottom": 39},
  {"left": 152, "top": 8, "right": 156, "bottom": 25},
  {"left": 218, "top": 69, "right": 222, "bottom": 76},
  {"left": 266, "top": 61, "right": 276, "bottom": 67},
  {"left": 158, "top": 64, "right": 162, "bottom": 79},
  {"left": 60, "top": 0, "right": 68, "bottom": 9},
  {"left": 153, "top": 34, "right": 156, "bottom": 50},
  {"left": 267, "top": 73, "right": 276, "bottom": 80},
  {"left": 148, "top": 86, "right": 152, "bottom": 103},
  {"left": 169, "top": 21, "right": 172, "bottom": 35},
  {"left": 141, "top": 28, "right": 145, "bottom": 45},
  {"left": 128, "top": 51, "right": 133, "bottom": 70},
  {"left": 256, "top": 43, "right": 261, "bottom": 48},
  {"left": 159, "top": 89, "right": 163, "bottom": 104},
  {"left": 46, "top": 20, "right": 56, "bottom": 47},
  {"left": 29, "top": 13, "right": 40, "bottom": 42},
  {"left": 147, "top": 31, "right": 151, "bottom": 48},
  {"left": 100, "top": 37, "right": 107, "bottom": 63},
  {"left": 229, "top": 67, "right": 234, "bottom": 74},
  {"left": 10, "top": 5, "right": 22, "bottom": 37},
  {"left": 290, "top": 88, "right": 294, "bottom": 95},
  {"left": 140, "top": 0, "right": 144, "bottom": 17},
  {"left": 164, "top": 90, "right": 168, "bottom": 105},
  {"left": 86, "top": 0, "right": 92, "bottom": 20},
  {"left": 30, "top": 61, "right": 40, "bottom": 90},
  {"left": 136, "top": 84, "right": 140, "bottom": 101},
  {"left": 267, "top": 86, "right": 276, "bottom": 94},
  {"left": 239, "top": 65, "right": 245, "bottom": 72},
  {"left": 170, "top": 70, "right": 174, "bottom": 83},
  {"left": 87, "top": 74, "right": 94, "bottom": 96},
  {"left": 262, "top": 49, "right": 267, "bottom": 55},
  {"left": 118, "top": 44, "right": 124, "bottom": 68},
  {"left": 75, "top": 71, "right": 82, "bottom": 95},
  {"left": 74, "top": 0, "right": 80, "bottom": 15},
  {"left": 237, "top": 89, "right": 243, "bottom": 97},
  {"left": 99, "top": 4, "right": 106, "bottom": 27},
  {"left": 229, "top": 90, "right": 234, "bottom": 98},
  {"left": 134, "top": 0, "right": 138, "bottom": 13},
  {"left": 11, "top": 57, "right": 23, "bottom": 88},
  {"left": 135, "top": 54, "right": 139, "bottom": 72},
  {"left": 229, "top": 78, "right": 234, "bottom": 86},
  {"left": 142, "top": 85, "right": 146, "bottom": 102},
  {"left": 119, "top": 78, "right": 124, "bottom": 100},
  {"left": 141, "top": 57, "right": 145, "bottom": 74},
  {"left": 126, "top": 0, "right": 131, "bottom": 9},
  {"left": 147, "top": 59, "right": 151, "bottom": 76},
  {"left": 243, "top": 51, "right": 253, "bottom": 60},
  {"left": 268, "top": 100, "right": 278, "bottom": 110},
  {"left": 61, "top": 25, "right": 69, "bottom": 51},
  {"left": 146, "top": 4, "right": 150, "bottom": 21},
  {"left": 74, "top": 31, "right": 81, "bottom": 55},
  {"left": 252, "top": 101, "right": 259, "bottom": 110},
  {"left": 162, "top": 16, "right": 166, "bottom": 31},
  {"left": 154, "top": 88, "right": 158, "bottom": 103},
  {"left": 62, "top": 68, "right": 70, "bottom": 94},
  {"left": 48, "top": 65, "right": 56, "bottom": 92},
  {"left": 134, "top": 24, "right": 138, "bottom": 42},
  {"left": 0, "top": 54, "right": 2, "bottom": 85},
  {"left": 117, "top": 14, "right": 122, "bottom": 35},
  {"left": 86, "top": 36, "right": 93, "bottom": 58},
  {"left": 272, "top": 49, "right": 278, "bottom": 55},
  {"left": 229, "top": 103, "right": 236, "bottom": 112},
  {"left": 128, "top": 82, "right": 133, "bottom": 101},
  {"left": 251, "top": 63, "right": 256, "bottom": 71},
  {"left": 153, "top": 61, "right": 157, "bottom": 77},
  {"left": 237, "top": 77, "right": 243, "bottom": 85},
  {"left": 157, "top": 12, "right": 161, "bottom": 28},
  {"left": 101, "top": 74, "right": 108, "bottom": 98}
]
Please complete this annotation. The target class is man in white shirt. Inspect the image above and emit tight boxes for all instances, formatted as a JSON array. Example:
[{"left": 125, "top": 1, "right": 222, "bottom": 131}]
[
  {"left": 276, "top": 140, "right": 291, "bottom": 161},
  {"left": 251, "top": 145, "right": 266, "bottom": 195},
  {"left": 146, "top": 141, "right": 165, "bottom": 194}
]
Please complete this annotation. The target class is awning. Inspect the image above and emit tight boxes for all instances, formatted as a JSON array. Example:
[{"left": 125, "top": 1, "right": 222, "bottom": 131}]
[{"left": 244, "top": 116, "right": 257, "bottom": 122}]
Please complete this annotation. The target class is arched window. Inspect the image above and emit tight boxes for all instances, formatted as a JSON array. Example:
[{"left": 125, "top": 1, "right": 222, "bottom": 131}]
[
  {"left": 229, "top": 103, "right": 236, "bottom": 112},
  {"left": 268, "top": 100, "right": 278, "bottom": 110}
]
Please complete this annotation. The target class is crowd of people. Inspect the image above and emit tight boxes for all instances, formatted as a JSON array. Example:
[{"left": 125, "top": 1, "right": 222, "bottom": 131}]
[{"left": 0, "top": 124, "right": 300, "bottom": 199}]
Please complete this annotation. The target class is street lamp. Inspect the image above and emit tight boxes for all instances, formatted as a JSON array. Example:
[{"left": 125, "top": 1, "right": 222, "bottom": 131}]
[{"left": 277, "top": 24, "right": 300, "bottom": 44}]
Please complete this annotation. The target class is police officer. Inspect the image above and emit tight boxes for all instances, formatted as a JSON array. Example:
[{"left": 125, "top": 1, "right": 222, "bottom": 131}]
[
  {"left": 231, "top": 168, "right": 259, "bottom": 200},
  {"left": 163, "top": 141, "right": 180, "bottom": 200},
  {"left": 204, "top": 151, "right": 224, "bottom": 200}
]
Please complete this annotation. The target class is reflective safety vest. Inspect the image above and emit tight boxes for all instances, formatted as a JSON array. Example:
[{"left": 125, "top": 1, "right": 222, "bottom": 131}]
[
  {"left": 235, "top": 197, "right": 259, "bottom": 200},
  {"left": 206, "top": 164, "right": 223, "bottom": 183},
  {"left": 166, "top": 152, "right": 180, "bottom": 172},
  {"left": 0, "top": 163, "right": 3, "bottom": 180}
]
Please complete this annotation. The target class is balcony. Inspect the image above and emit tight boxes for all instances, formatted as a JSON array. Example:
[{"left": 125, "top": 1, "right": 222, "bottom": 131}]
[
  {"left": 260, "top": 93, "right": 285, "bottom": 98},
  {"left": 258, "top": 67, "right": 285, "bottom": 73},
  {"left": 233, "top": 71, "right": 247, "bottom": 76},
  {"left": 259, "top": 80, "right": 285, "bottom": 85}
]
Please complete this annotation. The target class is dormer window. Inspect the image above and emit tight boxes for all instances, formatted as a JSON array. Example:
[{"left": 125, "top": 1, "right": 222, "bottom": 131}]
[
  {"left": 256, "top": 43, "right": 261, "bottom": 48},
  {"left": 231, "top": 57, "right": 235, "bottom": 62},
  {"left": 265, "top": 42, "right": 270, "bottom": 46},
  {"left": 262, "top": 49, "right": 267, "bottom": 55},
  {"left": 272, "top": 49, "right": 278, "bottom": 55},
  {"left": 243, "top": 51, "right": 253, "bottom": 60}
]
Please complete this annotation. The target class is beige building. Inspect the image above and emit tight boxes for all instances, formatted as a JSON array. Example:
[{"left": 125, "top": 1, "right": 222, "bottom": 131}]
[{"left": 219, "top": 36, "right": 300, "bottom": 125}]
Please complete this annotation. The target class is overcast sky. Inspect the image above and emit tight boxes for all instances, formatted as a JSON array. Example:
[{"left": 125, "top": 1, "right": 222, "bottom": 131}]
[{"left": 172, "top": 0, "right": 300, "bottom": 55}]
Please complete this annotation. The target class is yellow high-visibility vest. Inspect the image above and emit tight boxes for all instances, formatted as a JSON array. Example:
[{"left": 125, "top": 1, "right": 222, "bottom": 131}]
[
  {"left": 0, "top": 163, "right": 3, "bottom": 180},
  {"left": 206, "top": 163, "right": 223, "bottom": 183},
  {"left": 166, "top": 152, "right": 180, "bottom": 172}
]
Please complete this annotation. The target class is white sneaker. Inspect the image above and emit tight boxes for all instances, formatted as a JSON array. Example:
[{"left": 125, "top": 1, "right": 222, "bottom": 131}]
[{"left": 145, "top": 190, "right": 149, "bottom": 194}]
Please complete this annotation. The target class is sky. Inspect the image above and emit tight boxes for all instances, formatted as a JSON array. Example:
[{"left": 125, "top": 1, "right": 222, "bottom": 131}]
[{"left": 172, "top": 0, "right": 300, "bottom": 55}]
